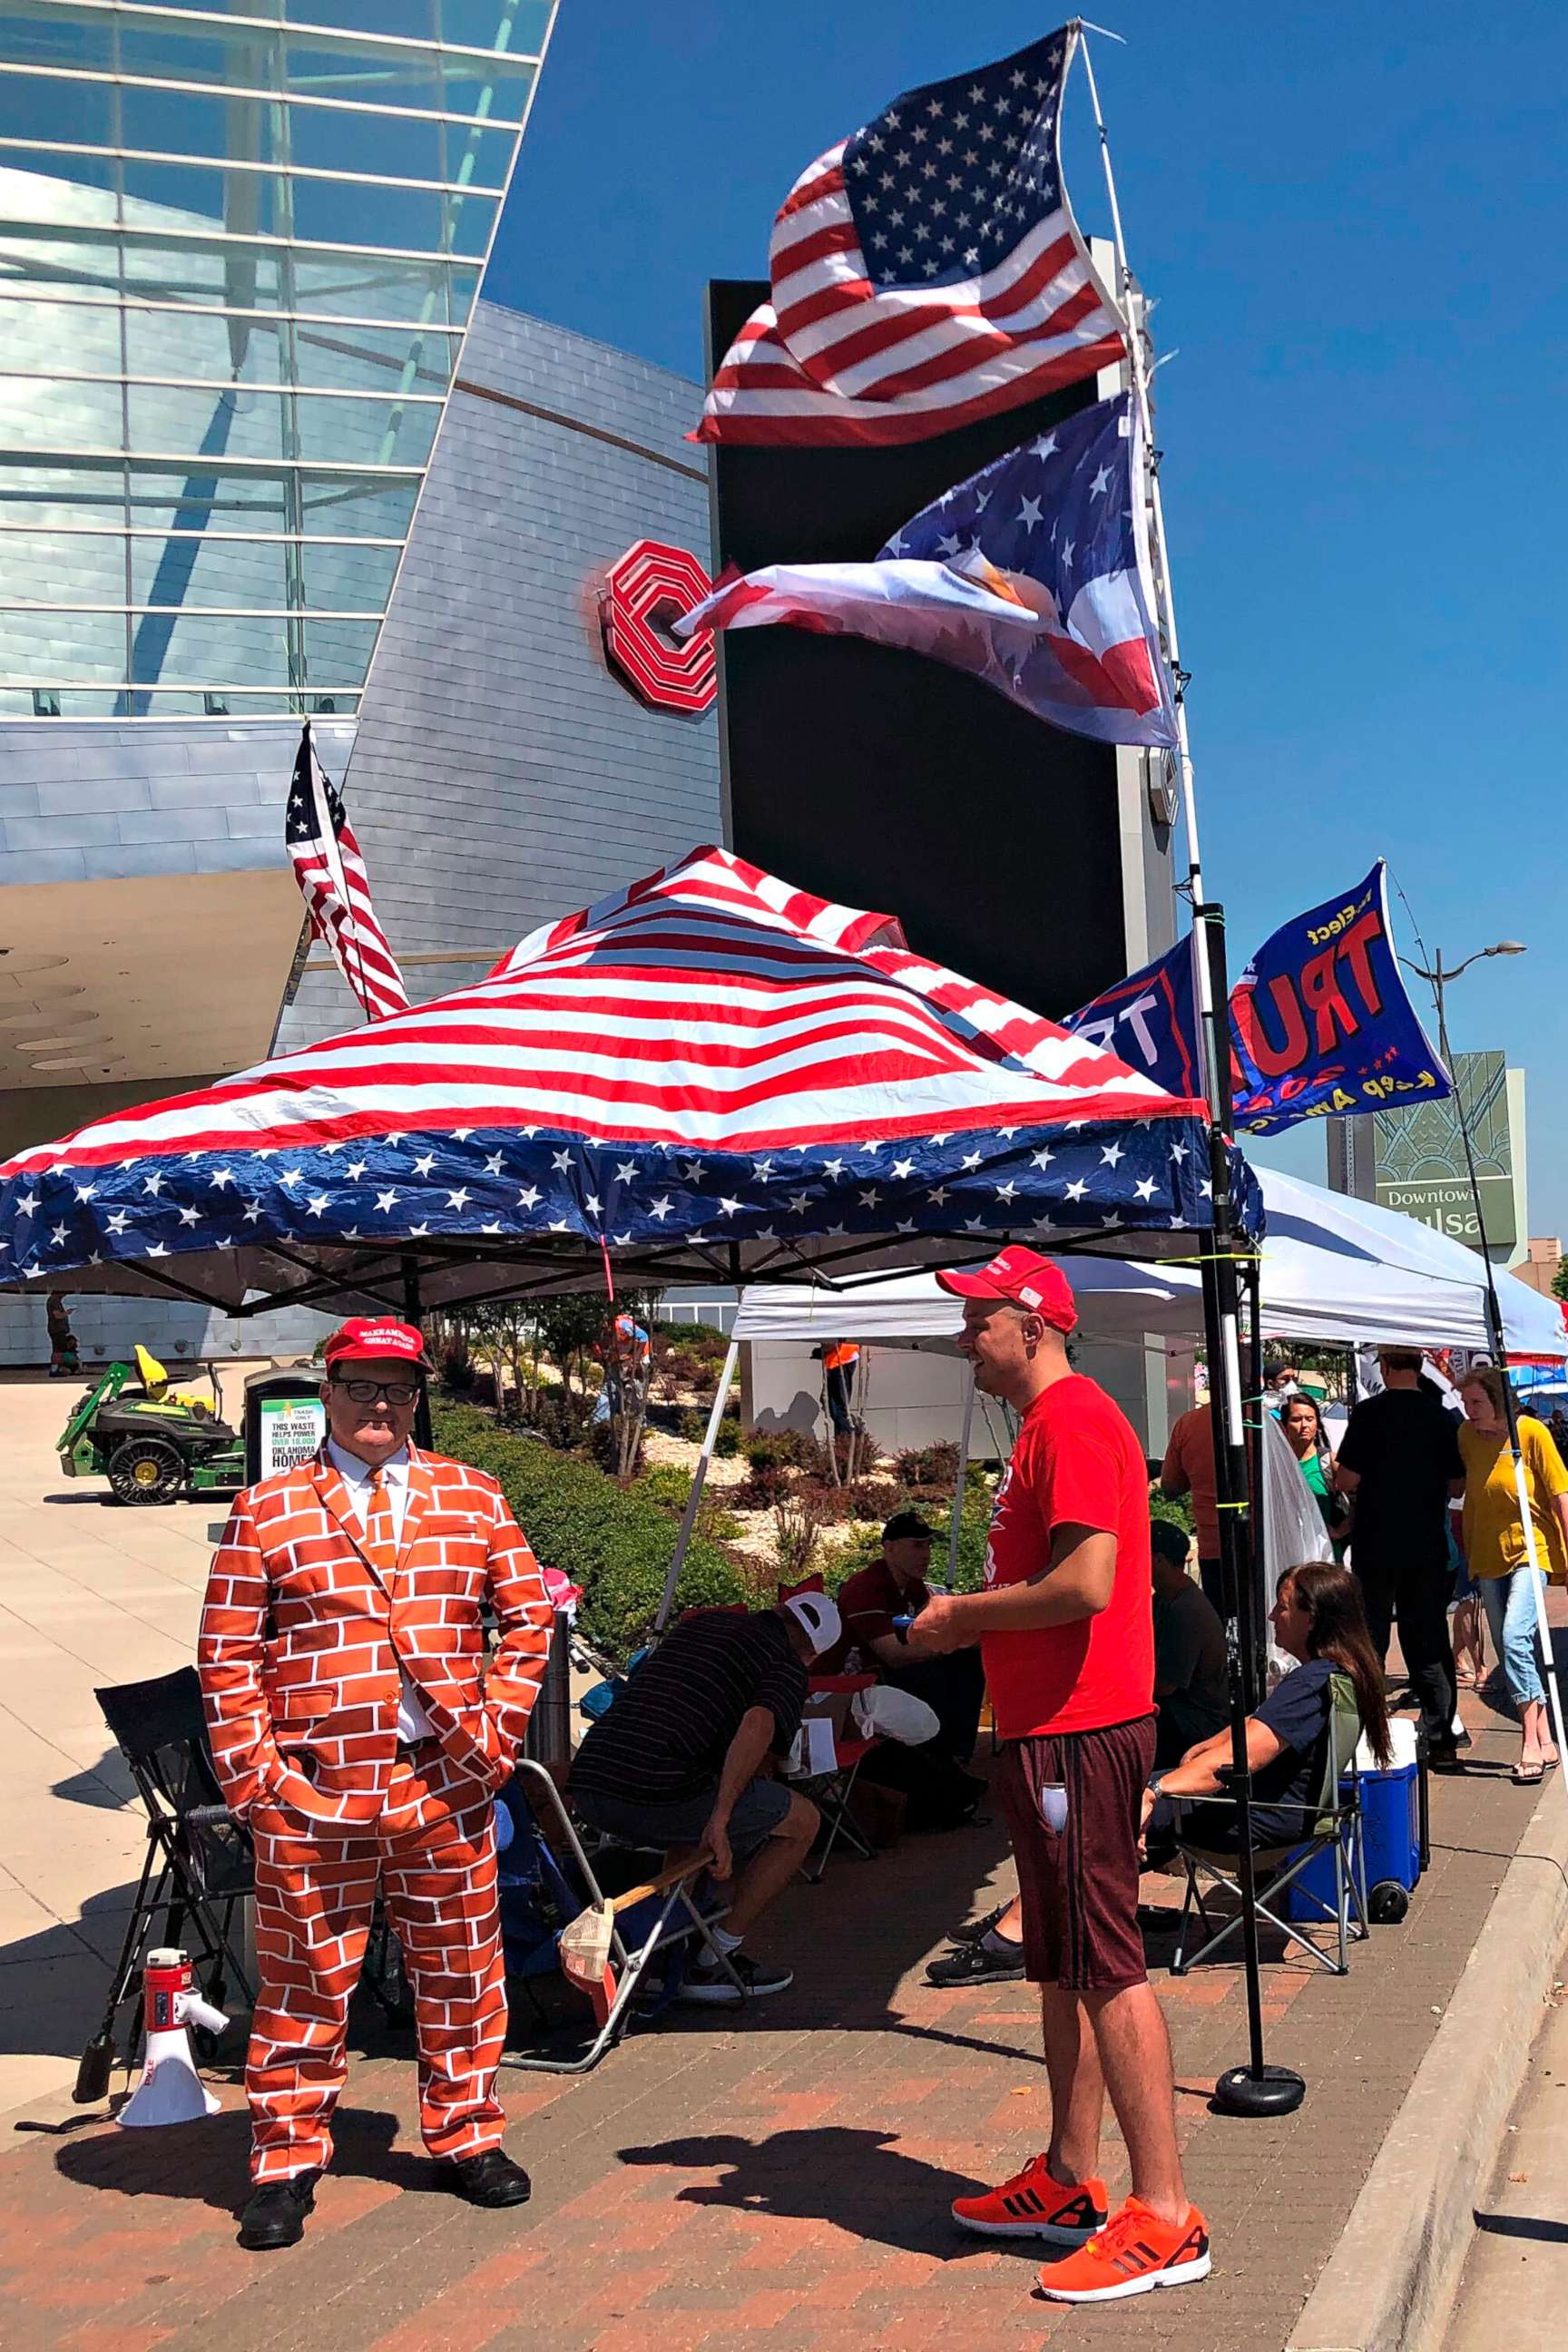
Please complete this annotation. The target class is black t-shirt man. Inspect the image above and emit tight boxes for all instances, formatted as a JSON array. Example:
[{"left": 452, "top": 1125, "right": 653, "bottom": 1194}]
[
  {"left": 571, "top": 1607, "right": 807, "bottom": 1806},
  {"left": 1337, "top": 1387, "right": 1465, "bottom": 1571}
]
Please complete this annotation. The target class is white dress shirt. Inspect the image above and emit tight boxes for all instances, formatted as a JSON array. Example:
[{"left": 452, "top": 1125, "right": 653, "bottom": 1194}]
[{"left": 326, "top": 1438, "right": 433, "bottom": 1742}]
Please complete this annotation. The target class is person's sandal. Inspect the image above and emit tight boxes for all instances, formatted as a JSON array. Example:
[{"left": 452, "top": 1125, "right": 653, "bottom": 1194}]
[{"left": 1513, "top": 1760, "right": 1544, "bottom": 1785}]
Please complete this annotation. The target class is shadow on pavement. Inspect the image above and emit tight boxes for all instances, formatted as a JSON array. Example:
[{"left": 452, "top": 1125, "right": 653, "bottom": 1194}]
[
  {"left": 1475, "top": 2210, "right": 1568, "bottom": 2244},
  {"left": 54, "top": 2105, "right": 422, "bottom": 2214},
  {"left": 617, "top": 2125, "right": 1003, "bottom": 2260}
]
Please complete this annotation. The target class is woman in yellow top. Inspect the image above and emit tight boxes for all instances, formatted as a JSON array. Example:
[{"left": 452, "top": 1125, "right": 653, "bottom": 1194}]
[{"left": 1456, "top": 1367, "right": 1568, "bottom": 1785}]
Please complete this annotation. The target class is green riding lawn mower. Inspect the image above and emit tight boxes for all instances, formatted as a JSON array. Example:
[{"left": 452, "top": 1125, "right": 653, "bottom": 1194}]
[{"left": 58, "top": 1347, "right": 247, "bottom": 1505}]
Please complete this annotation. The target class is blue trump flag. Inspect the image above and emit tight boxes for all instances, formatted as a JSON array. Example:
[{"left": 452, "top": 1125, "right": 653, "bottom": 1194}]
[{"left": 1064, "top": 863, "right": 1450, "bottom": 1136}]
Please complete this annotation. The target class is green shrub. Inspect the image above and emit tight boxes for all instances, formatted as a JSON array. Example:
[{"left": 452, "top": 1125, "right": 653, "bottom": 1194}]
[
  {"left": 679, "top": 1400, "right": 742, "bottom": 1450},
  {"left": 635, "top": 1463, "right": 692, "bottom": 1512},
  {"left": 431, "top": 1400, "right": 746, "bottom": 1661},
  {"left": 1150, "top": 1482, "right": 1193, "bottom": 1538}
]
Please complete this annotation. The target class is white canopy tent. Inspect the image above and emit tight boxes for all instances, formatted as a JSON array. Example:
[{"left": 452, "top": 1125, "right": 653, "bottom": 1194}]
[{"left": 732, "top": 1166, "right": 1568, "bottom": 1361}]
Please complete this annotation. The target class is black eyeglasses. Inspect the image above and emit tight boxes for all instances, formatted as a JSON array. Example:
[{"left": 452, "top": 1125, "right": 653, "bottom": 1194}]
[{"left": 330, "top": 1377, "right": 421, "bottom": 1406}]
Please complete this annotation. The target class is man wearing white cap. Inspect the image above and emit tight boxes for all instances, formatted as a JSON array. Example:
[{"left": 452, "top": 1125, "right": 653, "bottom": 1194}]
[{"left": 569, "top": 1590, "right": 838, "bottom": 2000}]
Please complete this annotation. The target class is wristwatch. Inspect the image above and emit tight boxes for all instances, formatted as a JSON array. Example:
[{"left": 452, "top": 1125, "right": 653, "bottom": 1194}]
[{"left": 1146, "top": 1770, "right": 1167, "bottom": 1800}]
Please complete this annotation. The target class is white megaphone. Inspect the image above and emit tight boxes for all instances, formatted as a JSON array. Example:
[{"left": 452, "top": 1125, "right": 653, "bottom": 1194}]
[{"left": 117, "top": 1947, "right": 230, "bottom": 2129}]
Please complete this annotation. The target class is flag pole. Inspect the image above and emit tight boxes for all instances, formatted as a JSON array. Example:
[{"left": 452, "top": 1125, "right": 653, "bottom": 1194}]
[{"left": 1077, "top": 24, "right": 1302, "bottom": 2118}]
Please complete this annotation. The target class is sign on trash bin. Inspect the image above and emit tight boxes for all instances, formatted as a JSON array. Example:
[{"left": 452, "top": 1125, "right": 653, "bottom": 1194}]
[{"left": 243, "top": 1371, "right": 327, "bottom": 1485}]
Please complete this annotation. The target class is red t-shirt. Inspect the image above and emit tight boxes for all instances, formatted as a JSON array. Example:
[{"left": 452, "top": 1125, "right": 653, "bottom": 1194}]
[{"left": 982, "top": 1374, "right": 1154, "bottom": 1740}]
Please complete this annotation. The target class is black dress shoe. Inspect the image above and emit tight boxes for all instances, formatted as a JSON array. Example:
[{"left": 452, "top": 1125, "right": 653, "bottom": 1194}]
[
  {"left": 237, "top": 2170, "right": 320, "bottom": 2251},
  {"left": 435, "top": 2148, "right": 532, "bottom": 2208}
]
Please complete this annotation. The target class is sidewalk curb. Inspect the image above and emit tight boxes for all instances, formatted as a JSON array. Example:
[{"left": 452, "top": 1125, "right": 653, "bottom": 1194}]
[{"left": 1288, "top": 1774, "right": 1568, "bottom": 2352}]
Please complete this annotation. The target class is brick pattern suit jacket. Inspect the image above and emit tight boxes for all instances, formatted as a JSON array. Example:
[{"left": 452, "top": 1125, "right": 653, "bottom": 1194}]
[{"left": 199, "top": 1445, "right": 553, "bottom": 1830}]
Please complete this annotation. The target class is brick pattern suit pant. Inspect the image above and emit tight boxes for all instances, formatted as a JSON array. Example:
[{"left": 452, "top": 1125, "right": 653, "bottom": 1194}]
[{"left": 248, "top": 1749, "right": 505, "bottom": 2183}]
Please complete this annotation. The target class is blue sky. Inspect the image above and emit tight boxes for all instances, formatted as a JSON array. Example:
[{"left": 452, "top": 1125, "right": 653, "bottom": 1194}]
[{"left": 489, "top": 2, "right": 1568, "bottom": 1233}]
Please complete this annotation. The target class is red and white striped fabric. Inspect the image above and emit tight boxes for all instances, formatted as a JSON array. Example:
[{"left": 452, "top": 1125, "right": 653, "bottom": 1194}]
[
  {"left": 695, "top": 25, "right": 1123, "bottom": 447},
  {"left": 6, "top": 847, "right": 1199, "bottom": 1177},
  {"left": 285, "top": 726, "right": 408, "bottom": 1024},
  {"left": 0, "top": 845, "right": 1252, "bottom": 1306}
]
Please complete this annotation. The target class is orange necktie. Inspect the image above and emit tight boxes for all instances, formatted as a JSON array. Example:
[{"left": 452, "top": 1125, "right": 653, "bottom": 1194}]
[{"left": 366, "top": 1467, "right": 397, "bottom": 1580}]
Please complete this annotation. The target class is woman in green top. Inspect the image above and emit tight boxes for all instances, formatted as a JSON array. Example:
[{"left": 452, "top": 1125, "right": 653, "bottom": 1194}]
[{"left": 1280, "top": 1394, "right": 1352, "bottom": 1560}]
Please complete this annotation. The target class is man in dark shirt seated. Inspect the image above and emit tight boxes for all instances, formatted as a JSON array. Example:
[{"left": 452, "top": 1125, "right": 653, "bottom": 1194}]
[
  {"left": 569, "top": 1591, "right": 840, "bottom": 2004},
  {"left": 825, "top": 1511, "right": 985, "bottom": 1762},
  {"left": 1151, "top": 1520, "right": 1230, "bottom": 1767}
]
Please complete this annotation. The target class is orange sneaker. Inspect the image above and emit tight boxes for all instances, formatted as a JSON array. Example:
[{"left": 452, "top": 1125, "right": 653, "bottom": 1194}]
[
  {"left": 951, "top": 2153, "right": 1108, "bottom": 2243},
  {"left": 1034, "top": 2196, "right": 1210, "bottom": 2301}
]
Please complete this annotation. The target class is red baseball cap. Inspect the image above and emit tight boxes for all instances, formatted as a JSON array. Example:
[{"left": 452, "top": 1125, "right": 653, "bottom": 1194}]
[
  {"left": 936, "top": 1245, "right": 1076, "bottom": 1333},
  {"left": 323, "top": 1317, "right": 433, "bottom": 1372}
]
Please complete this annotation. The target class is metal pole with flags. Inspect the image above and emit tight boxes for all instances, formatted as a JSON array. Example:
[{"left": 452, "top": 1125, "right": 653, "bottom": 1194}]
[{"left": 1078, "top": 25, "right": 1303, "bottom": 2118}]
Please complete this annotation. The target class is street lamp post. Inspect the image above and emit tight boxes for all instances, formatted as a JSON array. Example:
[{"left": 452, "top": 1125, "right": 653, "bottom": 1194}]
[
  {"left": 1399, "top": 941, "right": 1526, "bottom": 1075},
  {"left": 1396, "top": 941, "right": 1568, "bottom": 1785}
]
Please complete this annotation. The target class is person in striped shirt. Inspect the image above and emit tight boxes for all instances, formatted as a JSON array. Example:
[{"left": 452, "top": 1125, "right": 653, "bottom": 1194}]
[{"left": 570, "top": 1592, "right": 841, "bottom": 2002}]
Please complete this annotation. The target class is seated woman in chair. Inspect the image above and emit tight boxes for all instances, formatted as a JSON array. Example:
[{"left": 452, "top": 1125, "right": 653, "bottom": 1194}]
[{"left": 1142, "top": 1560, "right": 1392, "bottom": 1862}]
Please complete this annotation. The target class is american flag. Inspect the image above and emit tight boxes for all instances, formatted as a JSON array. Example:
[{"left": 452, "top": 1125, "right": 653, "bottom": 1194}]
[
  {"left": 0, "top": 848, "right": 1257, "bottom": 1306},
  {"left": 285, "top": 725, "right": 408, "bottom": 1024},
  {"left": 695, "top": 25, "right": 1123, "bottom": 446},
  {"left": 683, "top": 391, "right": 1177, "bottom": 748}
]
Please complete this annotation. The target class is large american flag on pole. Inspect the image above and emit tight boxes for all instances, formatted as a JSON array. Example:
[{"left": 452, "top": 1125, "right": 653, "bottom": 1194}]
[
  {"left": 682, "top": 392, "right": 1178, "bottom": 748},
  {"left": 285, "top": 725, "right": 408, "bottom": 1024},
  {"left": 694, "top": 25, "right": 1124, "bottom": 447}
]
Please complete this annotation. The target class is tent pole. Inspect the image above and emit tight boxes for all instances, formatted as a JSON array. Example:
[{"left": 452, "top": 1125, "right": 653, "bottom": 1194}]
[
  {"left": 402, "top": 1253, "right": 433, "bottom": 1448},
  {"left": 654, "top": 1339, "right": 740, "bottom": 1635},
  {"left": 1246, "top": 1259, "right": 1267, "bottom": 1705},
  {"left": 946, "top": 1374, "right": 976, "bottom": 1591}
]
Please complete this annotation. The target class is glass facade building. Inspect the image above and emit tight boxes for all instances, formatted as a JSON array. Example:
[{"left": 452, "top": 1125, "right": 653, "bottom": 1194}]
[{"left": 0, "top": 0, "right": 555, "bottom": 718}]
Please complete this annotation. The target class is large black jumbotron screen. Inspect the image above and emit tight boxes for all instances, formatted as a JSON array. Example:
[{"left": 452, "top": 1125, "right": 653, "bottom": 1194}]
[{"left": 707, "top": 279, "right": 1132, "bottom": 1022}]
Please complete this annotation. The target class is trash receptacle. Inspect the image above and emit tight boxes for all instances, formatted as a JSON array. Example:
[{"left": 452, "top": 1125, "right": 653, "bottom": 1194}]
[{"left": 244, "top": 1368, "right": 327, "bottom": 1485}]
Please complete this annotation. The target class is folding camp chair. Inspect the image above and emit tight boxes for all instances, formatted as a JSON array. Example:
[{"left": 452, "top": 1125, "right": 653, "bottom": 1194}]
[
  {"left": 791, "top": 1672, "right": 883, "bottom": 1885},
  {"left": 75, "top": 1667, "right": 255, "bottom": 2101},
  {"left": 497, "top": 1758, "right": 740, "bottom": 2074},
  {"left": 1170, "top": 1669, "right": 1369, "bottom": 1978}
]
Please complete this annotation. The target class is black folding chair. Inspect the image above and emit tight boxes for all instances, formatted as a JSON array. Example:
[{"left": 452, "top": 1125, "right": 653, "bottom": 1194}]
[{"left": 74, "top": 1667, "right": 256, "bottom": 2102}]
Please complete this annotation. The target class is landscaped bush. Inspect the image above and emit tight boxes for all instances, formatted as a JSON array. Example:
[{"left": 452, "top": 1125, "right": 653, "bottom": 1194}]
[
  {"left": 678, "top": 1400, "right": 742, "bottom": 1452},
  {"left": 432, "top": 1399, "right": 746, "bottom": 1661},
  {"left": 635, "top": 1463, "right": 693, "bottom": 1512},
  {"left": 894, "top": 1440, "right": 961, "bottom": 1491}
]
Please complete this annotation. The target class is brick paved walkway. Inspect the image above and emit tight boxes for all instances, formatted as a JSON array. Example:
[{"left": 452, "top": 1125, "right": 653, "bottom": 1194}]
[{"left": 0, "top": 1676, "right": 1553, "bottom": 2352}]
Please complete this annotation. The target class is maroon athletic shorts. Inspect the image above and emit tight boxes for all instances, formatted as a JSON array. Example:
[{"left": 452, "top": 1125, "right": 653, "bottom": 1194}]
[{"left": 995, "top": 1716, "right": 1157, "bottom": 1992}]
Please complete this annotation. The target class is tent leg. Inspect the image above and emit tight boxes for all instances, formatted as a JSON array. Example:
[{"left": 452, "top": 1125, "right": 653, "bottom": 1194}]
[
  {"left": 945, "top": 1376, "right": 975, "bottom": 1591},
  {"left": 654, "top": 1340, "right": 740, "bottom": 1634},
  {"left": 1193, "top": 902, "right": 1304, "bottom": 2120},
  {"left": 403, "top": 1254, "right": 433, "bottom": 1449}
]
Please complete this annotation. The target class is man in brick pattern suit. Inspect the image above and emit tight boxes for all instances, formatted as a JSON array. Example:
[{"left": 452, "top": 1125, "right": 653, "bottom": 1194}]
[{"left": 199, "top": 1316, "right": 553, "bottom": 2251}]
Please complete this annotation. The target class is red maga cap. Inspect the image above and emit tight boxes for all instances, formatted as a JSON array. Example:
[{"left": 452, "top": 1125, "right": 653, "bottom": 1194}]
[
  {"left": 936, "top": 1245, "right": 1076, "bottom": 1333},
  {"left": 323, "top": 1317, "right": 433, "bottom": 1371}
]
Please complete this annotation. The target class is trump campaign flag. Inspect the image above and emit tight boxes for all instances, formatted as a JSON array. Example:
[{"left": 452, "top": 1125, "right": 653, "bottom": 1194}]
[
  {"left": 1065, "top": 864, "right": 1451, "bottom": 1134},
  {"left": 694, "top": 25, "right": 1123, "bottom": 446},
  {"left": 1229, "top": 863, "right": 1450, "bottom": 1134},
  {"left": 681, "top": 391, "right": 1178, "bottom": 750}
]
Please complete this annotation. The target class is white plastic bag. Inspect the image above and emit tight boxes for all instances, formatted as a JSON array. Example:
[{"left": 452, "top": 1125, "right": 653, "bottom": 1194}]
[
  {"left": 851, "top": 1683, "right": 941, "bottom": 1747},
  {"left": 559, "top": 1898, "right": 613, "bottom": 1994}
]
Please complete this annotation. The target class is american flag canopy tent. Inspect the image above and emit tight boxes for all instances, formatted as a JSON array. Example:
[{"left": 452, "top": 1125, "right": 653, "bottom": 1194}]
[{"left": 0, "top": 848, "right": 1259, "bottom": 1315}]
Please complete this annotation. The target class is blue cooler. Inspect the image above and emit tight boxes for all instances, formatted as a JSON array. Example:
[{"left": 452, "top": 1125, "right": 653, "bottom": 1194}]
[{"left": 1287, "top": 1719, "right": 1420, "bottom": 1923}]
